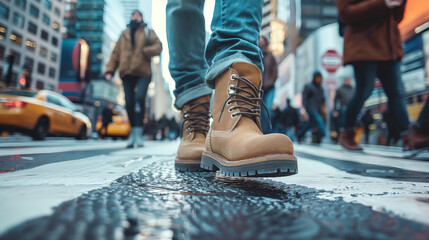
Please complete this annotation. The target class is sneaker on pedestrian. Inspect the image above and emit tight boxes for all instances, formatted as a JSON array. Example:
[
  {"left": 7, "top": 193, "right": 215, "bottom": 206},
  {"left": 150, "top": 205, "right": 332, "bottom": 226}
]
[
  {"left": 134, "top": 127, "right": 144, "bottom": 148},
  {"left": 339, "top": 129, "right": 363, "bottom": 151},
  {"left": 126, "top": 128, "right": 136, "bottom": 148},
  {"left": 201, "top": 62, "right": 297, "bottom": 177},
  {"left": 175, "top": 94, "right": 211, "bottom": 172}
]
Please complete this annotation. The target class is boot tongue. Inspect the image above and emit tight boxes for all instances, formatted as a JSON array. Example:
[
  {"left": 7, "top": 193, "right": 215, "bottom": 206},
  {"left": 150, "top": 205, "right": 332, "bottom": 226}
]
[
  {"left": 183, "top": 95, "right": 211, "bottom": 138},
  {"left": 229, "top": 62, "right": 264, "bottom": 128},
  {"left": 230, "top": 62, "right": 262, "bottom": 89}
]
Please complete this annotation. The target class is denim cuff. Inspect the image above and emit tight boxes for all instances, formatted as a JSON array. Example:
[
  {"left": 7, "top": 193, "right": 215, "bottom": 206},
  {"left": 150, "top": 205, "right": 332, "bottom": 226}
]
[
  {"left": 174, "top": 83, "right": 213, "bottom": 110},
  {"left": 205, "top": 53, "right": 256, "bottom": 89}
]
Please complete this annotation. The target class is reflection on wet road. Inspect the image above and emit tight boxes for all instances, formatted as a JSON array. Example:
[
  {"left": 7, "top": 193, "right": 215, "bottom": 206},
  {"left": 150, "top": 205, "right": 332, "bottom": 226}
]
[{"left": 2, "top": 160, "right": 428, "bottom": 240}]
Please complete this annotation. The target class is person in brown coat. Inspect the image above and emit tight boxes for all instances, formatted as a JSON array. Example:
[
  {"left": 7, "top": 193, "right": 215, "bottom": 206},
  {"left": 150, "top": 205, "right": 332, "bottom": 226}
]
[
  {"left": 105, "top": 10, "right": 162, "bottom": 148},
  {"left": 336, "top": 0, "right": 410, "bottom": 151},
  {"left": 259, "top": 35, "right": 278, "bottom": 133}
]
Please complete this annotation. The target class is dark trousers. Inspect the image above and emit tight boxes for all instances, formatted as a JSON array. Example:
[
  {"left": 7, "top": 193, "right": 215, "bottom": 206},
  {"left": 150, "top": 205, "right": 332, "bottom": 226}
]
[
  {"left": 297, "top": 109, "right": 326, "bottom": 139},
  {"left": 345, "top": 60, "right": 409, "bottom": 132},
  {"left": 417, "top": 97, "right": 429, "bottom": 134},
  {"left": 122, "top": 76, "right": 151, "bottom": 127}
]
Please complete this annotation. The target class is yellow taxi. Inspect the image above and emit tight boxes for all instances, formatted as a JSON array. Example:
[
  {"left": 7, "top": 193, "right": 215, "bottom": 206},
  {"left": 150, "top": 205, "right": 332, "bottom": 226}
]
[
  {"left": 95, "top": 106, "right": 131, "bottom": 139},
  {"left": 0, "top": 88, "right": 91, "bottom": 140}
]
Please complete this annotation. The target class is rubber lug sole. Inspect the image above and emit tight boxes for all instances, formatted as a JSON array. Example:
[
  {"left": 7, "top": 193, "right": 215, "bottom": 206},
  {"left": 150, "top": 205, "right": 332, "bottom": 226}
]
[
  {"left": 175, "top": 159, "right": 214, "bottom": 172},
  {"left": 200, "top": 152, "right": 298, "bottom": 177}
]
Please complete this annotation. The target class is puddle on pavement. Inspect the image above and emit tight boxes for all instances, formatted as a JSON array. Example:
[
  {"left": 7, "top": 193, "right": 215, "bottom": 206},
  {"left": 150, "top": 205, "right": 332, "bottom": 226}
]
[{"left": 2, "top": 161, "right": 429, "bottom": 240}]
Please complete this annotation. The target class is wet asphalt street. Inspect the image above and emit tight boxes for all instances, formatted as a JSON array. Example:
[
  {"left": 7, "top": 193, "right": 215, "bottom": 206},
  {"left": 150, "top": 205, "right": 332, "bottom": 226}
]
[{"left": 0, "top": 136, "right": 428, "bottom": 240}]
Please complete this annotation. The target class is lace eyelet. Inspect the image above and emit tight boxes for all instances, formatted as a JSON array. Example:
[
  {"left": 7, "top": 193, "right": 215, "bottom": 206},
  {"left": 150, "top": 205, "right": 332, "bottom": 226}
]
[
  {"left": 188, "top": 132, "right": 192, "bottom": 136},
  {"left": 228, "top": 85, "right": 235, "bottom": 95},
  {"left": 228, "top": 107, "right": 233, "bottom": 113},
  {"left": 231, "top": 113, "right": 237, "bottom": 118},
  {"left": 226, "top": 101, "right": 231, "bottom": 106},
  {"left": 230, "top": 73, "right": 237, "bottom": 80}
]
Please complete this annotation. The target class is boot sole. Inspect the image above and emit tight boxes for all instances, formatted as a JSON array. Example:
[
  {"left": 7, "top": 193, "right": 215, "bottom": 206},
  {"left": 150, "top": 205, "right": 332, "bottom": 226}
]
[
  {"left": 175, "top": 159, "right": 214, "bottom": 172},
  {"left": 200, "top": 152, "right": 298, "bottom": 177}
]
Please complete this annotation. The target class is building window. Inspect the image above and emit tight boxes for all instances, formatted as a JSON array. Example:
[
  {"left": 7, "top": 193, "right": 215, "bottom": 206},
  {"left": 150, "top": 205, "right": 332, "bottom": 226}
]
[
  {"left": 41, "top": 30, "right": 49, "bottom": 41},
  {"left": 0, "top": 3, "right": 9, "bottom": 20},
  {"left": 25, "top": 39, "right": 36, "bottom": 51},
  {"left": 52, "top": 21, "right": 59, "bottom": 31},
  {"left": 9, "top": 32, "right": 22, "bottom": 46},
  {"left": 14, "top": 0, "right": 27, "bottom": 10},
  {"left": 14, "top": 52, "right": 21, "bottom": 65},
  {"left": 54, "top": 7, "right": 60, "bottom": 16},
  {"left": 42, "top": 13, "right": 50, "bottom": 25},
  {"left": 43, "top": 0, "right": 52, "bottom": 10},
  {"left": 50, "top": 52, "right": 57, "bottom": 62},
  {"left": 24, "top": 57, "right": 34, "bottom": 69},
  {"left": 12, "top": 12, "right": 25, "bottom": 28},
  {"left": 27, "top": 21, "right": 37, "bottom": 35},
  {"left": 29, "top": 4, "right": 39, "bottom": 18},
  {"left": 0, "top": 45, "right": 5, "bottom": 60},
  {"left": 39, "top": 46, "right": 47, "bottom": 57},
  {"left": 48, "top": 67, "right": 55, "bottom": 78},
  {"left": 37, "top": 63, "right": 46, "bottom": 74},
  {"left": 36, "top": 80, "right": 44, "bottom": 89},
  {"left": 51, "top": 37, "right": 58, "bottom": 46},
  {"left": 0, "top": 25, "right": 6, "bottom": 40}
]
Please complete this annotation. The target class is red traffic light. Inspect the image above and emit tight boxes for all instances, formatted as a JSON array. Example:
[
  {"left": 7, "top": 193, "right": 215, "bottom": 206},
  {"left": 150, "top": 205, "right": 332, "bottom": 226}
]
[{"left": 19, "top": 77, "right": 26, "bottom": 86}]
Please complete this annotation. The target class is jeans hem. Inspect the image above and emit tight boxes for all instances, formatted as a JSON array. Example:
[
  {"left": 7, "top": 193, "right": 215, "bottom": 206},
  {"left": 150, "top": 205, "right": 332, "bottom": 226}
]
[
  {"left": 205, "top": 53, "right": 253, "bottom": 89},
  {"left": 174, "top": 83, "right": 213, "bottom": 110}
]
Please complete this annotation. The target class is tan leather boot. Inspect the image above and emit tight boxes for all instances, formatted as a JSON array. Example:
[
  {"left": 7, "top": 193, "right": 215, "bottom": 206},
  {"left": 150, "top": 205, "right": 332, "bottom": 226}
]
[
  {"left": 339, "top": 129, "right": 363, "bottom": 151},
  {"left": 201, "top": 62, "right": 297, "bottom": 177},
  {"left": 175, "top": 94, "right": 211, "bottom": 172}
]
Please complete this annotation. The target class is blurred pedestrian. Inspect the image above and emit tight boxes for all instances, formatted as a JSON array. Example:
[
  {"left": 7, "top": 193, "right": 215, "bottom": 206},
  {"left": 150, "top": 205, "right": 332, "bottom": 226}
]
[
  {"left": 167, "top": 0, "right": 296, "bottom": 175},
  {"left": 98, "top": 103, "right": 114, "bottom": 138},
  {"left": 361, "top": 109, "right": 374, "bottom": 145},
  {"left": 259, "top": 35, "right": 278, "bottom": 134},
  {"left": 144, "top": 115, "right": 157, "bottom": 140},
  {"left": 105, "top": 10, "right": 162, "bottom": 148},
  {"left": 279, "top": 99, "right": 299, "bottom": 142},
  {"left": 157, "top": 114, "right": 169, "bottom": 140},
  {"left": 168, "top": 117, "right": 180, "bottom": 140},
  {"left": 334, "top": 78, "right": 355, "bottom": 128},
  {"left": 409, "top": 97, "right": 429, "bottom": 150},
  {"left": 332, "top": 78, "right": 355, "bottom": 143},
  {"left": 337, "top": 0, "right": 410, "bottom": 151},
  {"left": 382, "top": 109, "right": 401, "bottom": 146},
  {"left": 297, "top": 71, "right": 326, "bottom": 143}
]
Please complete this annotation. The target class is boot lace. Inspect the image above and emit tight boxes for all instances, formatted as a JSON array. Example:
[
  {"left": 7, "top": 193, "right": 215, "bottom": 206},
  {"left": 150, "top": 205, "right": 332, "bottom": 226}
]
[
  {"left": 183, "top": 101, "right": 211, "bottom": 136},
  {"left": 218, "top": 75, "right": 271, "bottom": 126}
]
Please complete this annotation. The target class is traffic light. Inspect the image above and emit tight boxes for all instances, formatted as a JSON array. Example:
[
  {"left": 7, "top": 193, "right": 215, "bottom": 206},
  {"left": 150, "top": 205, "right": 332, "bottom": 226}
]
[
  {"left": 23, "top": 66, "right": 32, "bottom": 88},
  {"left": 19, "top": 76, "right": 26, "bottom": 88}
]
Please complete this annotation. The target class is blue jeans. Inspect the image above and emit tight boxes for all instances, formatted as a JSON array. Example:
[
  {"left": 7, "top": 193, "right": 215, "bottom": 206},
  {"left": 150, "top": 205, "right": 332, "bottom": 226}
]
[
  {"left": 345, "top": 60, "right": 409, "bottom": 132},
  {"left": 261, "top": 88, "right": 275, "bottom": 133},
  {"left": 297, "top": 110, "right": 326, "bottom": 139},
  {"left": 166, "top": 0, "right": 263, "bottom": 109},
  {"left": 122, "top": 76, "right": 151, "bottom": 127}
]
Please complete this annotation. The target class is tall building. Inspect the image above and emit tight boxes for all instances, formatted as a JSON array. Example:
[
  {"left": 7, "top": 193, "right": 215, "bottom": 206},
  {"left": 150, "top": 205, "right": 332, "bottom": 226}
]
[
  {"left": 121, "top": 0, "right": 152, "bottom": 26},
  {"left": 0, "top": 0, "right": 65, "bottom": 90},
  {"left": 300, "top": 0, "right": 337, "bottom": 39},
  {"left": 63, "top": 0, "right": 126, "bottom": 79}
]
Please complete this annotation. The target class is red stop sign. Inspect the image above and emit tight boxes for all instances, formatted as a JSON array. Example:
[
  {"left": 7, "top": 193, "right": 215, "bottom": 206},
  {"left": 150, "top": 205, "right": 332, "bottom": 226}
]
[{"left": 321, "top": 50, "right": 342, "bottom": 74}]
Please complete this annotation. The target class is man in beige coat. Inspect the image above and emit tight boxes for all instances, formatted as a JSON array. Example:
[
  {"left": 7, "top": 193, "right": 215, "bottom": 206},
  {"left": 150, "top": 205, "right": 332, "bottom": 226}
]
[{"left": 105, "top": 10, "right": 162, "bottom": 148}]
